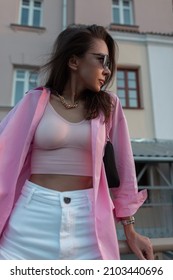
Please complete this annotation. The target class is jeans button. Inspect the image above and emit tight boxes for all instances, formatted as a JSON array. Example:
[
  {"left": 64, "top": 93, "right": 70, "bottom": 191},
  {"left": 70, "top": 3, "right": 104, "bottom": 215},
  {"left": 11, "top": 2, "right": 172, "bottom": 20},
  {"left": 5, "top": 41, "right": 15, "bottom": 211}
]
[{"left": 64, "top": 197, "right": 71, "bottom": 204}]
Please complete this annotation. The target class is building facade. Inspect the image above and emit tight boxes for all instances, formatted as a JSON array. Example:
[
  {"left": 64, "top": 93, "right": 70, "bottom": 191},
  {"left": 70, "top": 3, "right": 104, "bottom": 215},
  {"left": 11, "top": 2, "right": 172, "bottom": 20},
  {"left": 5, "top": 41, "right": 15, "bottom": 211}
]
[
  {"left": 1, "top": 0, "right": 173, "bottom": 139},
  {"left": 0, "top": 0, "right": 173, "bottom": 259}
]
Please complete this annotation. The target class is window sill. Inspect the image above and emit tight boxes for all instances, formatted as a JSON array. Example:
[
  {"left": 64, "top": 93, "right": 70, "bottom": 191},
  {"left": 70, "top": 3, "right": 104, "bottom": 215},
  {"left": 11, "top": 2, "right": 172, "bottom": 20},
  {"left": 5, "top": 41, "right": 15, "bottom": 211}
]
[
  {"left": 10, "top": 23, "right": 46, "bottom": 33},
  {"left": 109, "top": 23, "right": 139, "bottom": 33},
  {"left": 122, "top": 106, "right": 144, "bottom": 110}
]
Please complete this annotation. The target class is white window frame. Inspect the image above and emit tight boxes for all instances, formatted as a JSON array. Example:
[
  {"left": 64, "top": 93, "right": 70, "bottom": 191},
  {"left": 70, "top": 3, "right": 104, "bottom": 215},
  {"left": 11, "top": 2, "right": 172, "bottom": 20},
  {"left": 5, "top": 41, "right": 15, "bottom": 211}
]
[
  {"left": 19, "top": 0, "right": 43, "bottom": 27},
  {"left": 112, "top": 0, "right": 134, "bottom": 25},
  {"left": 12, "top": 68, "right": 39, "bottom": 105}
]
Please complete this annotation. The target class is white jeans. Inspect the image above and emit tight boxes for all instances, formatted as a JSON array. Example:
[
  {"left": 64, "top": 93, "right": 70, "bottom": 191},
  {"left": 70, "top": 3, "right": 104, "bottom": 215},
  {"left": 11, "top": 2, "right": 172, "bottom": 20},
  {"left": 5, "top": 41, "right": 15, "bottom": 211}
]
[{"left": 0, "top": 180, "right": 102, "bottom": 260}]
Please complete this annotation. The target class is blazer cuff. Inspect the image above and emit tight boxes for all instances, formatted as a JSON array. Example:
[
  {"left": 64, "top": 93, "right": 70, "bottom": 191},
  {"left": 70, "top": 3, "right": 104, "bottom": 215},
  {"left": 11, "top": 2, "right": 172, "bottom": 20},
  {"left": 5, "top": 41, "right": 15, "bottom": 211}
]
[{"left": 112, "top": 189, "right": 147, "bottom": 221}]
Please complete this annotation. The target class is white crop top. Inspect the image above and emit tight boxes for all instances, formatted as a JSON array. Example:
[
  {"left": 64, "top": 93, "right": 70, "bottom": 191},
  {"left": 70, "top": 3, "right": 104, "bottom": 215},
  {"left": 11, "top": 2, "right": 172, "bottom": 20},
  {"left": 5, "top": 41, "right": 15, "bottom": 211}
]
[{"left": 30, "top": 102, "right": 92, "bottom": 176}]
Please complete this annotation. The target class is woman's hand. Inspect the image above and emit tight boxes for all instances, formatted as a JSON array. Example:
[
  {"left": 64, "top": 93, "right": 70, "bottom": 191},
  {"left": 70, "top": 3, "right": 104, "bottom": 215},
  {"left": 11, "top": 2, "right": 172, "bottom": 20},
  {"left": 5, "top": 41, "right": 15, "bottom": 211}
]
[{"left": 124, "top": 225, "right": 154, "bottom": 260}]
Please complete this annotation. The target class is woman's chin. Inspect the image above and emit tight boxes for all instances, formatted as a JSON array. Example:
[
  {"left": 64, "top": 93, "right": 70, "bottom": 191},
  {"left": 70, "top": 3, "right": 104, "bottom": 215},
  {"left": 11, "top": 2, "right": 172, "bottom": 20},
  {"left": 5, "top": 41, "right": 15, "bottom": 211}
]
[
  {"left": 84, "top": 84, "right": 101, "bottom": 93},
  {"left": 91, "top": 85, "right": 102, "bottom": 93}
]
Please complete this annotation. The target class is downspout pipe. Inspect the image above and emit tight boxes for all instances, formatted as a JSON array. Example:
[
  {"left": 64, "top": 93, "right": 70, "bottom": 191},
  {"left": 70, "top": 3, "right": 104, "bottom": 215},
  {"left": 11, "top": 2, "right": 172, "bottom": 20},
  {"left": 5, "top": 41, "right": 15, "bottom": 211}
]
[{"left": 62, "top": 0, "right": 67, "bottom": 30}]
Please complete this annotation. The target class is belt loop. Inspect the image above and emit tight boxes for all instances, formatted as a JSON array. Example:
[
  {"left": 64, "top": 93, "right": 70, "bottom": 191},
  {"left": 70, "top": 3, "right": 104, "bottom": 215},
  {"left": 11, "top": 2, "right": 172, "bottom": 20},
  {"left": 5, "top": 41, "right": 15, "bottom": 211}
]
[{"left": 25, "top": 188, "right": 35, "bottom": 207}]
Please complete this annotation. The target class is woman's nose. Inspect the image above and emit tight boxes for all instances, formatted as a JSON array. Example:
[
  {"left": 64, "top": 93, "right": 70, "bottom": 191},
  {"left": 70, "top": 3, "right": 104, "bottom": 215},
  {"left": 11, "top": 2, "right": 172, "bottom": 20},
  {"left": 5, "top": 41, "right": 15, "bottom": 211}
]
[{"left": 103, "top": 66, "right": 111, "bottom": 76}]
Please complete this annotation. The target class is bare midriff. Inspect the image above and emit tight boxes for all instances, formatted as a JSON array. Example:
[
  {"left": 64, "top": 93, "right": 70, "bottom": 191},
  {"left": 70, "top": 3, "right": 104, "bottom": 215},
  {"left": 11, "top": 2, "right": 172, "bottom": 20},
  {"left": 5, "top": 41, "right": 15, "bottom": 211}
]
[{"left": 29, "top": 174, "right": 93, "bottom": 192}]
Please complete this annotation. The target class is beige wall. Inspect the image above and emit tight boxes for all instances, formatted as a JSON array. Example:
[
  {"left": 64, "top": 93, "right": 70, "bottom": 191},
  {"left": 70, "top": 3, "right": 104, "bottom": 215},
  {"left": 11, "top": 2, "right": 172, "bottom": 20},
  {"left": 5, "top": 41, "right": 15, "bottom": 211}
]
[
  {"left": 74, "top": 0, "right": 112, "bottom": 26},
  {"left": 134, "top": 0, "right": 173, "bottom": 33},
  {"left": 74, "top": 0, "right": 173, "bottom": 34}
]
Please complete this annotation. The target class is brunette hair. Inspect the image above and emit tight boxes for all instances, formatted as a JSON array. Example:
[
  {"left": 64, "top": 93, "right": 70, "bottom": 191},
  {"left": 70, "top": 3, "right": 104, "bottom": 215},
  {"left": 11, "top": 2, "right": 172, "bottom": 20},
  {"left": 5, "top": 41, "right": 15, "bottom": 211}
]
[{"left": 42, "top": 24, "right": 118, "bottom": 121}]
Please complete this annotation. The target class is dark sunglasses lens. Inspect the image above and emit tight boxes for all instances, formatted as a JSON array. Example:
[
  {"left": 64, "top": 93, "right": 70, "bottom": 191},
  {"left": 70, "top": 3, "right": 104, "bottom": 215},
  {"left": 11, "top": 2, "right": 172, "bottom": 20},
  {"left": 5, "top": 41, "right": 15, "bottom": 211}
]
[{"left": 104, "top": 55, "right": 110, "bottom": 69}]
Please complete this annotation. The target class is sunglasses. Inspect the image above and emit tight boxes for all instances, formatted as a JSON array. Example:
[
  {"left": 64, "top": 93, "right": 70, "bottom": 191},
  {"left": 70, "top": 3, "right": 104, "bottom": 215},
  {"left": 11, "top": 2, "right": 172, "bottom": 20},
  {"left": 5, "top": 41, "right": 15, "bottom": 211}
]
[{"left": 90, "top": 53, "right": 110, "bottom": 69}]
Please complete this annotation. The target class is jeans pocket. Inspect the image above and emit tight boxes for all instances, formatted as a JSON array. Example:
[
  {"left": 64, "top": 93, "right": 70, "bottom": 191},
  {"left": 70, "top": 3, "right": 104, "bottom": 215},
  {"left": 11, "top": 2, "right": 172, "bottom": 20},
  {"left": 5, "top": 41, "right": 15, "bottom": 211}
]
[{"left": 14, "top": 188, "right": 35, "bottom": 209}]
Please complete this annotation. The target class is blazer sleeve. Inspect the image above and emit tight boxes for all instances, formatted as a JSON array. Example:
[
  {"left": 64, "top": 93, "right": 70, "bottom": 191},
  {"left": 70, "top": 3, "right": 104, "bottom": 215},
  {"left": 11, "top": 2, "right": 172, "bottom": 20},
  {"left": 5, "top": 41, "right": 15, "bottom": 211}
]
[{"left": 109, "top": 93, "right": 147, "bottom": 219}]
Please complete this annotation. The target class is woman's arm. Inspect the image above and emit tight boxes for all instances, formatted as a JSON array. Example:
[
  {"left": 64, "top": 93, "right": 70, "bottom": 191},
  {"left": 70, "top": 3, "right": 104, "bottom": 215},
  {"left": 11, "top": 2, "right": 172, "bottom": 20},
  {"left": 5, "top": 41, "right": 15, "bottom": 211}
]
[
  {"left": 108, "top": 94, "right": 154, "bottom": 259},
  {"left": 109, "top": 94, "right": 147, "bottom": 217},
  {"left": 120, "top": 216, "right": 154, "bottom": 260}
]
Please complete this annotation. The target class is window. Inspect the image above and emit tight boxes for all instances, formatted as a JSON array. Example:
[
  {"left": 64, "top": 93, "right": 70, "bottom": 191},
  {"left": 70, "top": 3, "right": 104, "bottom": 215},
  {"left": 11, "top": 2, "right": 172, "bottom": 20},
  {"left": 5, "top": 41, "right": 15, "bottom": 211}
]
[
  {"left": 117, "top": 68, "right": 140, "bottom": 108},
  {"left": 13, "top": 69, "right": 39, "bottom": 105},
  {"left": 19, "top": 0, "right": 42, "bottom": 27},
  {"left": 112, "top": 0, "right": 134, "bottom": 25}
]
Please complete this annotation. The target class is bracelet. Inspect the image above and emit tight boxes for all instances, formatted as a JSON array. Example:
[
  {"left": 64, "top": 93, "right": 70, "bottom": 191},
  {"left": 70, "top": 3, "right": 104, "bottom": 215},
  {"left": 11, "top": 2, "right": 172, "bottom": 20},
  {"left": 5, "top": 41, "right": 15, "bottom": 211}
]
[{"left": 121, "top": 216, "right": 135, "bottom": 226}]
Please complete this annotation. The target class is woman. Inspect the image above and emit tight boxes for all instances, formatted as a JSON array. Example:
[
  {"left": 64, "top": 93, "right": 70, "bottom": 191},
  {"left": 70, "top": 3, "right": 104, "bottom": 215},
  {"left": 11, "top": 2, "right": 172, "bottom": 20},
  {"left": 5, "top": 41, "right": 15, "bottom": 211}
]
[{"left": 0, "top": 24, "right": 154, "bottom": 260}]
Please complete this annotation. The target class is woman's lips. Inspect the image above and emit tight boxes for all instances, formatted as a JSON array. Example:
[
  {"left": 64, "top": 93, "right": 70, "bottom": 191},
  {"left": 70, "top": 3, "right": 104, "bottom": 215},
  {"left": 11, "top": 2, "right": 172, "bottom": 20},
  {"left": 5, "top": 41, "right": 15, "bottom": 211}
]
[{"left": 99, "top": 79, "right": 105, "bottom": 86}]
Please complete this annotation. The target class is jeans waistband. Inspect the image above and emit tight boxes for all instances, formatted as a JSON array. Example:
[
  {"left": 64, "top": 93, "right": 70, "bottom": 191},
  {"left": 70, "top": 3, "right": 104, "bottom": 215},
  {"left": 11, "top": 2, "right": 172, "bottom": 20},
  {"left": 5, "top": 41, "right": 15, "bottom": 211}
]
[{"left": 21, "top": 180, "right": 94, "bottom": 206}]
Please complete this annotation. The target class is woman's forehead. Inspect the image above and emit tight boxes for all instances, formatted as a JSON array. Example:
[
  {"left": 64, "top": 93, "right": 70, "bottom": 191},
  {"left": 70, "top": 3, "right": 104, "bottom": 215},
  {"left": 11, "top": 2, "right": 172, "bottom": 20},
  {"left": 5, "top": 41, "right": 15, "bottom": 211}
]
[{"left": 88, "top": 39, "right": 109, "bottom": 54}]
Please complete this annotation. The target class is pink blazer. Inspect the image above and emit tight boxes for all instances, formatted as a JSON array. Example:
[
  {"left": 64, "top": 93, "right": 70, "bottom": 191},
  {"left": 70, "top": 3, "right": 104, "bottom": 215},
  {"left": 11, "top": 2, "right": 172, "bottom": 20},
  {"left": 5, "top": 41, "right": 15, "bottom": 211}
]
[{"left": 0, "top": 87, "right": 147, "bottom": 259}]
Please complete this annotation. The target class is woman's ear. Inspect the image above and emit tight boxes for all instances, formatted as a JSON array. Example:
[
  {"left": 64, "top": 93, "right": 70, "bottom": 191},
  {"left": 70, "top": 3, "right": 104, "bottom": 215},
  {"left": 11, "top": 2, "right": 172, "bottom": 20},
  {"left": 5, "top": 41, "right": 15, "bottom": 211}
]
[{"left": 68, "top": 55, "right": 79, "bottom": 71}]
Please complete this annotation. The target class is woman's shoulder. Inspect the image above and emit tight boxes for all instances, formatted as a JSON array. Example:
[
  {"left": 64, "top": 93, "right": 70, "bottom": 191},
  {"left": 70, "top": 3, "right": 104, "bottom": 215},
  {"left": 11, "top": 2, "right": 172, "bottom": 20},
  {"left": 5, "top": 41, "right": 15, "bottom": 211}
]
[
  {"left": 105, "top": 90, "right": 118, "bottom": 100},
  {"left": 0, "top": 87, "right": 50, "bottom": 134},
  {"left": 20, "top": 87, "right": 50, "bottom": 103},
  {"left": 106, "top": 91, "right": 125, "bottom": 120},
  {"left": 25, "top": 86, "right": 46, "bottom": 97},
  {"left": 106, "top": 91, "right": 121, "bottom": 107}
]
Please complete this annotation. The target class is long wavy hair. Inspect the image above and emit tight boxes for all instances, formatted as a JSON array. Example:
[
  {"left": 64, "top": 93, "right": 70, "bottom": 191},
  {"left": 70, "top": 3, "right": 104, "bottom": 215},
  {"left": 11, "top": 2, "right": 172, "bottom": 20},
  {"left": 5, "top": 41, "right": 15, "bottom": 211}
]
[{"left": 42, "top": 24, "right": 118, "bottom": 122}]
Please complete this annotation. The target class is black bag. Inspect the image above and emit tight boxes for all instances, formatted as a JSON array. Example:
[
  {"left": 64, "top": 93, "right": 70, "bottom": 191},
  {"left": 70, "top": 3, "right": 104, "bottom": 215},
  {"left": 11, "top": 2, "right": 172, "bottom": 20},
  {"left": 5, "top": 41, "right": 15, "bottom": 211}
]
[{"left": 103, "top": 124, "right": 120, "bottom": 188}]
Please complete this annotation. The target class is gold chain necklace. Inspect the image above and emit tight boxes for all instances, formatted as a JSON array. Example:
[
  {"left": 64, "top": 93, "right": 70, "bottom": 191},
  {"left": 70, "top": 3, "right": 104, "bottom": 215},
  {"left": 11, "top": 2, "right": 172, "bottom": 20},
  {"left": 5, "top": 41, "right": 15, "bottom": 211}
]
[{"left": 57, "top": 93, "right": 78, "bottom": 109}]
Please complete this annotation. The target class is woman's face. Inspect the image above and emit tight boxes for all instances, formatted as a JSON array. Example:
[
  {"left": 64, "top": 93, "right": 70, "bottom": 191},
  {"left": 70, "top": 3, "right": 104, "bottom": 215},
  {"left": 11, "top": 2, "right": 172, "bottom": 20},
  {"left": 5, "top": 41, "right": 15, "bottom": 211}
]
[{"left": 75, "top": 39, "right": 111, "bottom": 92}]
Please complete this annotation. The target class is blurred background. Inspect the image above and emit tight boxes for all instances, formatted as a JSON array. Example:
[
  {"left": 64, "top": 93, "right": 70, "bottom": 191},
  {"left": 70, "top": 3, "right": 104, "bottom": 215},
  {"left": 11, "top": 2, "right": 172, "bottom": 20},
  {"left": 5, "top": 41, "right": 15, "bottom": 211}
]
[{"left": 0, "top": 0, "right": 173, "bottom": 259}]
